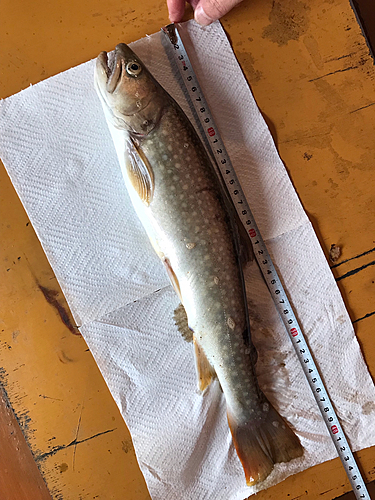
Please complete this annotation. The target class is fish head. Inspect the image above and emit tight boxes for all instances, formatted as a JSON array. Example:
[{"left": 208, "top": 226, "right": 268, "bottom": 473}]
[{"left": 95, "top": 43, "right": 164, "bottom": 136}]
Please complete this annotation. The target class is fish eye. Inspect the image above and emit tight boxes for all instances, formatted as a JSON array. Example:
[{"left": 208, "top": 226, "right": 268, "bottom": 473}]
[{"left": 126, "top": 61, "right": 142, "bottom": 76}]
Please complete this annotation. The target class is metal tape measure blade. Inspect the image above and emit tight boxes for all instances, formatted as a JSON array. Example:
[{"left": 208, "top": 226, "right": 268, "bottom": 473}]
[{"left": 162, "top": 23, "right": 370, "bottom": 499}]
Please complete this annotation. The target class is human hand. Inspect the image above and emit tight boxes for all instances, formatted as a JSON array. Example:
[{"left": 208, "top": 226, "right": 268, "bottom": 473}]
[{"left": 167, "top": 0, "right": 244, "bottom": 26}]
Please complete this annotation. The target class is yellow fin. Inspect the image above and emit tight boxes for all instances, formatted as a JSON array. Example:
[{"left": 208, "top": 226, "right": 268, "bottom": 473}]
[
  {"left": 227, "top": 400, "right": 303, "bottom": 486},
  {"left": 163, "top": 258, "right": 182, "bottom": 301},
  {"left": 126, "top": 136, "right": 154, "bottom": 205},
  {"left": 193, "top": 336, "right": 216, "bottom": 392}
]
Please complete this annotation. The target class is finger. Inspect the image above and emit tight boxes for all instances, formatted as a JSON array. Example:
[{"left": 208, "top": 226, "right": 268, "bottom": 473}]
[
  {"left": 167, "top": 0, "right": 186, "bottom": 22},
  {"left": 194, "top": 0, "right": 243, "bottom": 26}
]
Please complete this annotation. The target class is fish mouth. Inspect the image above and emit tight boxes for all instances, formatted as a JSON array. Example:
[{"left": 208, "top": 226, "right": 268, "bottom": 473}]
[{"left": 98, "top": 50, "right": 123, "bottom": 94}]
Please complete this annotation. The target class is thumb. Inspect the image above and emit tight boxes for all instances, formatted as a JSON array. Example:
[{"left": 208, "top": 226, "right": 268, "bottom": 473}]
[{"left": 194, "top": 0, "right": 243, "bottom": 26}]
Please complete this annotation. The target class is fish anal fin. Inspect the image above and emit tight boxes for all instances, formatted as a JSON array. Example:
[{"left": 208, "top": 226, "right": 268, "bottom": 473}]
[
  {"left": 227, "top": 400, "right": 303, "bottom": 486},
  {"left": 193, "top": 336, "right": 216, "bottom": 392},
  {"left": 126, "top": 136, "right": 154, "bottom": 205},
  {"left": 173, "top": 303, "right": 193, "bottom": 343}
]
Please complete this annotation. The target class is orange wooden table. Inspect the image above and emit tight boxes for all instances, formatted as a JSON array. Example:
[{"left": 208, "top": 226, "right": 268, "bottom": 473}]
[{"left": 1, "top": 0, "right": 374, "bottom": 498}]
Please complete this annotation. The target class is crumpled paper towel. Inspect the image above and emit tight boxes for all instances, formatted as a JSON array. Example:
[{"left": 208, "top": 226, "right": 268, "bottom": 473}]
[{"left": 1, "top": 20, "right": 375, "bottom": 500}]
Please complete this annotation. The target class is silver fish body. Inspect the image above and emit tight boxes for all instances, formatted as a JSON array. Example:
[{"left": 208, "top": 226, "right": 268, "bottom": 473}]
[{"left": 95, "top": 43, "right": 303, "bottom": 485}]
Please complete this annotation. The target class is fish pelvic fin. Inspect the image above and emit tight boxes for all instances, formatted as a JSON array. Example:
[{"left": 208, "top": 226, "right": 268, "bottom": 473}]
[
  {"left": 227, "top": 400, "right": 303, "bottom": 486},
  {"left": 193, "top": 336, "right": 217, "bottom": 392}
]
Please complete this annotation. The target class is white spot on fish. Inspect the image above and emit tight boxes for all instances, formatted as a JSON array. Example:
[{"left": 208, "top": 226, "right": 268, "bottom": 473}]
[
  {"left": 227, "top": 317, "right": 236, "bottom": 329},
  {"left": 195, "top": 226, "right": 200, "bottom": 232},
  {"left": 214, "top": 276, "right": 219, "bottom": 285},
  {"left": 186, "top": 242, "right": 196, "bottom": 250},
  {"left": 204, "top": 254, "right": 210, "bottom": 261},
  {"left": 263, "top": 403, "right": 269, "bottom": 412},
  {"left": 184, "top": 143, "right": 189, "bottom": 148},
  {"left": 175, "top": 163, "right": 181, "bottom": 168},
  {"left": 272, "top": 421, "right": 280, "bottom": 428},
  {"left": 173, "top": 175, "right": 179, "bottom": 181},
  {"left": 183, "top": 184, "right": 188, "bottom": 190},
  {"left": 167, "top": 145, "right": 173, "bottom": 152},
  {"left": 162, "top": 154, "right": 168, "bottom": 161}
]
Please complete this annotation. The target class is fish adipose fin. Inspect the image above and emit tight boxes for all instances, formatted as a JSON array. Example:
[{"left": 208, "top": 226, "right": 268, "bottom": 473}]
[
  {"left": 125, "top": 136, "right": 154, "bottom": 205},
  {"left": 227, "top": 401, "right": 303, "bottom": 486},
  {"left": 193, "top": 336, "right": 217, "bottom": 392},
  {"left": 173, "top": 303, "right": 193, "bottom": 343}
]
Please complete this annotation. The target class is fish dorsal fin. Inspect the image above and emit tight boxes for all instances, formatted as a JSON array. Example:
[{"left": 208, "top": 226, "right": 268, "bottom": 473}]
[
  {"left": 125, "top": 136, "right": 154, "bottom": 205},
  {"left": 173, "top": 303, "right": 193, "bottom": 343},
  {"left": 193, "top": 336, "right": 217, "bottom": 392},
  {"left": 232, "top": 208, "right": 254, "bottom": 266}
]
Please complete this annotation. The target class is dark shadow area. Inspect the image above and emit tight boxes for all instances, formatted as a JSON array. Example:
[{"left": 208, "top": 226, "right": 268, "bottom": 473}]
[{"left": 350, "top": 0, "right": 375, "bottom": 59}]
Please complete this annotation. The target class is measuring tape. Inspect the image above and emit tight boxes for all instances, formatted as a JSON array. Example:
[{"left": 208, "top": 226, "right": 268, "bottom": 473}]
[{"left": 162, "top": 23, "right": 370, "bottom": 499}]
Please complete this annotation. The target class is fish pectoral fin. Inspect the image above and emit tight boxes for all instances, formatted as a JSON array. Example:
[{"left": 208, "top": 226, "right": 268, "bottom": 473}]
[
  {"left": 125, "top": 136, "right": 154, "bottom": 205},
  {"left": 193, "top": 336, "right": 217, "bottom": 392},
  {"left": 227, "top": 399, "right": 303, "bottom": 486},
  {"left": 173, "top": 303, "right": 193, "bottom": 343}
]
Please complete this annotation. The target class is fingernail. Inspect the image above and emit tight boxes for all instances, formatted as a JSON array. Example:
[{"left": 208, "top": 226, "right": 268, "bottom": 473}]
[{"left": 194, "top": 5, "right": 214, "bottom": 26}]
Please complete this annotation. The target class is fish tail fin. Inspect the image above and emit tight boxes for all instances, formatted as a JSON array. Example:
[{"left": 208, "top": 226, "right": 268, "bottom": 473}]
[{"left": 227, "top": 401, "right": 303, "bottom": 486}]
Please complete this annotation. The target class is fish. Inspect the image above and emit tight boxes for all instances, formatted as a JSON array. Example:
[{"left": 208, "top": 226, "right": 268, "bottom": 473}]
[{"left": 94, "top": 42, "right": 303, "bottom": 486}]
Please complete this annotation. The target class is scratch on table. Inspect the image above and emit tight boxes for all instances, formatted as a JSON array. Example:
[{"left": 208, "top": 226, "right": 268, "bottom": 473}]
[
  {"left": 35, "top": 428, "right": 117, "bottom": 462},
  {"left": 336, "top": 259, "right": 375, "bottom": 281},
  {"left": 72, "top": 402, "right": 84, "bottom": 471},
  {"left": 309, "top": 65, "right": 358, "bottom": 82}
]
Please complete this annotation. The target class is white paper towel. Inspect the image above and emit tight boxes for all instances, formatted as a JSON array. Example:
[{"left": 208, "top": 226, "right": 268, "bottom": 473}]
[{"left": 1, "top": 20, "right": 375, "bottom": 500}]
